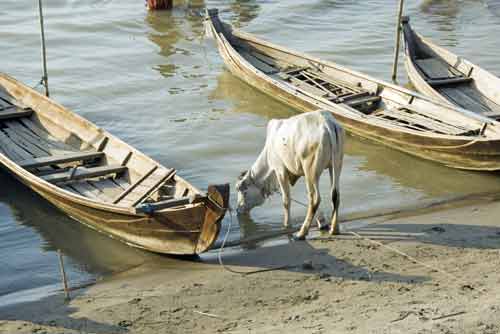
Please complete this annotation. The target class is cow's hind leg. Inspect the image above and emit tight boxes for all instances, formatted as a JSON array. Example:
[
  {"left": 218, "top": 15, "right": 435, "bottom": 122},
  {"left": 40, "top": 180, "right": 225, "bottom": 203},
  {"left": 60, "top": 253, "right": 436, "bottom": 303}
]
[
  {"left": 276, "top": 170, "right": 291, "bottom": 228},
  {"left": 330, "top": 188, "right": 340, "bottom": 235},
  {"left": 327, "top": 164, "right": 340, "bottom": 235},
  {"left": 296, "top": 169, "right": 321, "bottom": 240}
]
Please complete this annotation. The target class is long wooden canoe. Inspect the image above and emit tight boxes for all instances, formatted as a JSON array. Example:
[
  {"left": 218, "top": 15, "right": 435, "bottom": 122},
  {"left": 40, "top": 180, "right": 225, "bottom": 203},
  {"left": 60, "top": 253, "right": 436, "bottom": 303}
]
[
  {"left": 205, "top": 8, "right": 500, "bottom": 171},
  {"left": 0, "top": 72, "right": 229, "bottom": 255},
  {"left": 402, "top": 16, "right": 500, "bottom": 120}
]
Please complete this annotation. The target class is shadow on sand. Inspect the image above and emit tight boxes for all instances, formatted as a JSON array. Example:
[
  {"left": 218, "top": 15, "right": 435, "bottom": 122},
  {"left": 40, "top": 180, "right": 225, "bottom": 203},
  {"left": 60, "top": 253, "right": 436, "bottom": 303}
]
[{"left": 0, "top": 290, "right": 125, "bottom": 333}]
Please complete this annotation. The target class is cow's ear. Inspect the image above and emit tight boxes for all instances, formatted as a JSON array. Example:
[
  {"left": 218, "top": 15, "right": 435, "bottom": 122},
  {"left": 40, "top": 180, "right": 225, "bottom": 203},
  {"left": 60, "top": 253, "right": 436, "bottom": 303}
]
[{"left": 238, "top": 170, "right": 247, "bottom": 180}]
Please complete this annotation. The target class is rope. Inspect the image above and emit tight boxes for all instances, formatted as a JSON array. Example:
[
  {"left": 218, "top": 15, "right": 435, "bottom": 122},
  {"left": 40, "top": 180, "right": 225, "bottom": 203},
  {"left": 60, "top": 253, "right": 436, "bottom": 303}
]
[
  {"left": 33, "top": 77, "right": 44, "bottom": 90},
  {"left": 346, "top": 231, "right": 458, "bottom": 280},
  {"left": 291, "top": 197, "right": 328, "bottom": 228},
  {"left": 293, "top": 193, "right": 459, "bottom": 280},
  {"left": 217, "top": 207, "right": 294, "bottom": 275},
  {"left": 217, "top": 193, "right": 460, "bottom": 281}
]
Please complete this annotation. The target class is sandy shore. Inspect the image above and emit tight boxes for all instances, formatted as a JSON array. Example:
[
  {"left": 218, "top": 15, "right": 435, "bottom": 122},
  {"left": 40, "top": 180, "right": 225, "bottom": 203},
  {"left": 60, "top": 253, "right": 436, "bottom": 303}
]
[{"left": 2, "top": 195, "right": 500, "bottom": 334}]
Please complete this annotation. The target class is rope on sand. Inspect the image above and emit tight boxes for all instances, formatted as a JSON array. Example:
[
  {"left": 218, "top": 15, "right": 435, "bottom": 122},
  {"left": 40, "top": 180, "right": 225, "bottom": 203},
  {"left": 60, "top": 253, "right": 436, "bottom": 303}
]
[
  {"left": 217, "top": 208, "right": 294, "bottom": 276},
  {"left": 346, "top": 231, "right": 459, "bottom": 280},
  {"left": 218, "top": 197, "right": 459, "bottom": 281}
]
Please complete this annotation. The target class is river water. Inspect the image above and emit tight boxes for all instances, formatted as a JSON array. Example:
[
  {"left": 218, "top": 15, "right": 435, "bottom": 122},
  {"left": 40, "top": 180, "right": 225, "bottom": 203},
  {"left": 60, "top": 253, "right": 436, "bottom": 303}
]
[{"left": 1, "top": 0, "right": 500, "bottom": 307}]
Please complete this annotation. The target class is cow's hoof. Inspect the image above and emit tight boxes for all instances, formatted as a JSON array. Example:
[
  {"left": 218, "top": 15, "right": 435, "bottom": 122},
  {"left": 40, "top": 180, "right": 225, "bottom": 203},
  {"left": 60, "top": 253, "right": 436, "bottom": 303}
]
[
  {"left": 292, "top": 233, "right": 306, "bottom": 241},
  {"left": 319, "top": 223, "right": 330, "bottom": 231},
  {"left": 329, "top": 230, "right": 340, "bottom": 236}
]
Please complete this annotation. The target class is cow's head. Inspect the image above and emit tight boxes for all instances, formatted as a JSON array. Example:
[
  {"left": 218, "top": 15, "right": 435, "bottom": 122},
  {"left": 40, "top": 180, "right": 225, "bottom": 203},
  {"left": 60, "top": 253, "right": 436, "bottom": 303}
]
[{"left": 235, "top": 170, "right": 266, "bottom": 214}]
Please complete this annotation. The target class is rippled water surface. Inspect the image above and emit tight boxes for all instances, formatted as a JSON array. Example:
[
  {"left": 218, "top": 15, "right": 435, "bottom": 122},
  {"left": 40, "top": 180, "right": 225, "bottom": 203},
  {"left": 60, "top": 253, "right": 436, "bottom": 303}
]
[{"left": 2, "top": 0, "right": 500, "bottom": 306}]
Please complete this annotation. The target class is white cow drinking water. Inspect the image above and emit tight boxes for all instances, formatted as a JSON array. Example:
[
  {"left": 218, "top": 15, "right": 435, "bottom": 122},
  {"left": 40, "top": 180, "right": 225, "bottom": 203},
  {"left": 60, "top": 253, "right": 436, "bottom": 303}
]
[{"left": 236, "top": 110, "right": 345, "bottom": 239}]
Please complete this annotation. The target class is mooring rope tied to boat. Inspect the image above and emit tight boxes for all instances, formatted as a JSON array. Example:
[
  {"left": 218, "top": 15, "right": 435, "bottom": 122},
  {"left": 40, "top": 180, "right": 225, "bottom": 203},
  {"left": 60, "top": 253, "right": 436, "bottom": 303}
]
[{"left": 217, "top": 207, "right": 295, "bottom": 276}]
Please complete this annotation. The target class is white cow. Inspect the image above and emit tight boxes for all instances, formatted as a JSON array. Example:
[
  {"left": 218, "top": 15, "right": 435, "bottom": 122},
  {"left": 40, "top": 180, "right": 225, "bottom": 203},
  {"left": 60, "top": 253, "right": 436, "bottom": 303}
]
[{"left": 236, "top": 110, "right": 345, "bottom": 239}]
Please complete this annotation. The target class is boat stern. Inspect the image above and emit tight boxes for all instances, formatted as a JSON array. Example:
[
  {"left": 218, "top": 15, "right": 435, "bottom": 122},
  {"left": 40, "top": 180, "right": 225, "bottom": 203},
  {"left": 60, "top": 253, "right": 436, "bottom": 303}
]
[{"left": 195, "top": 183, "right": 230, "bottom": 254}]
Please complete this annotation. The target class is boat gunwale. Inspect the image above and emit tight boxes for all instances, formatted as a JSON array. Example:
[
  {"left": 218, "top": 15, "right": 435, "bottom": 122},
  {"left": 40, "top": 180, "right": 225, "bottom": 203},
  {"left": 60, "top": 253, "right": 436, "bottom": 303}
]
[
  {"left": 206, "top": 11, "right": 500, "bottom": 144},
  {"left": 401, "top": 19, "right": 500, "bottom": 116},
  {"left": 0, "top": 73, "right": 206, "bottom": 216},
  {"left": 226, "top": 25, "right": 499, "bottom": 128}
]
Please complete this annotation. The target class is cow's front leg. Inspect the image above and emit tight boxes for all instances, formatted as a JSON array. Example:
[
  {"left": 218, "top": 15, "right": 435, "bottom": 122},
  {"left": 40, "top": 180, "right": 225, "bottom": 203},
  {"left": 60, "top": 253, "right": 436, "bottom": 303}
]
[
  {"left": 296, "top": 172, "right": 321, "bottom": 240},
  {"left": 276, "top": 171, "right": 291, "bottom": 228}
]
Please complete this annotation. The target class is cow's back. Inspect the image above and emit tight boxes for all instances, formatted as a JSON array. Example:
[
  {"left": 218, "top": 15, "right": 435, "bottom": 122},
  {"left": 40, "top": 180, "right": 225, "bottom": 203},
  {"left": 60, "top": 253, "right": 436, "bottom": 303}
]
[{"left": 268, "top": 111, "right": 338, "bottom": 175}]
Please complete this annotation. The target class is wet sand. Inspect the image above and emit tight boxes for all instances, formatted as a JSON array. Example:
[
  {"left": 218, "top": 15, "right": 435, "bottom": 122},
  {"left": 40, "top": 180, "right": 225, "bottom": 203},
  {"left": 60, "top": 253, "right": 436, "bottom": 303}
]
[{"left": 2, "top": 196, "right": 500, "bottom": 334}]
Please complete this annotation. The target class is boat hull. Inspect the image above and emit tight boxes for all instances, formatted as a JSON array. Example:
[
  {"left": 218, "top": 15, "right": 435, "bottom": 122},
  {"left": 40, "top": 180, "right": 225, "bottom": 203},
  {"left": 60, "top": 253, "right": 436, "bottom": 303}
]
[
  {"left": 206, "top": 10, "right": 500, "bottom": 171},
  {"left": 402, "top": 17, "right": 500, "bottom": 120},
  {"left": 0, "top": 73, "right": 228, "bottom": 255}
]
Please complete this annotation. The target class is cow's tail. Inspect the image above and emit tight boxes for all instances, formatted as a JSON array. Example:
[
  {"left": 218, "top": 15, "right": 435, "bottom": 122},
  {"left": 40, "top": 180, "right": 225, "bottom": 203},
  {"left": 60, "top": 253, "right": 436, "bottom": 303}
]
[{"left": 325, "top": 116, "right": 344, "bottom": 233}]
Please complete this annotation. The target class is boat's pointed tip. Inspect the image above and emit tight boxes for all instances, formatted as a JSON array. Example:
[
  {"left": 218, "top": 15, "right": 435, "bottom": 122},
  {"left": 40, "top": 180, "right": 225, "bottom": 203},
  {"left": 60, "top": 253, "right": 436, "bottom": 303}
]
[
  {"left": 207, "top": 183, "right": 230, "bottom": 211},
  {"left": 206, "top": 8, "right": 219, "bottom": 18}
]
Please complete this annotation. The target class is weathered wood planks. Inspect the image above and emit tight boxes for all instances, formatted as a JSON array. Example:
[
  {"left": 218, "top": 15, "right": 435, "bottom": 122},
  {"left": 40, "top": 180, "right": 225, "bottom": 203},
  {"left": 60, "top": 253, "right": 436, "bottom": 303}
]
[
  {"left": 114, "top": 168, "right": 175, "bottom": 207},
  {"left": 403, "top": 18, "right": 500, "bottom": 121},
  {"left": 0, "top": 107, "right": 32, "bottom": 120},
  {"left": 375, "top": 107, "right": 478, "bottom": 135},
  {"left": 41, "top": 165, "right": 127, "bottom": 184},
  {"left": 0, "top": 72, "right": 228, "bottom": 255},
  {"left": 240, "top": 50, "right": 279, "bottom": 74},
  {"left": 18, "top": 151, "right": 104, "bottom": 169},
  {"left": 206, "top": 8, "right": 500, "bottom": 171},
  {"left": 427, "top": 77, "right": 473, "bottom": 87},
  {"left": 135, "top": 195, "right": 203, "bottom": 213}
]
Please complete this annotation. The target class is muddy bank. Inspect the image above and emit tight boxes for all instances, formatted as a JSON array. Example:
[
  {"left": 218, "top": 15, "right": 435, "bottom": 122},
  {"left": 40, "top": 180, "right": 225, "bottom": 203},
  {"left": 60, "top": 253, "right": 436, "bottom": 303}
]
[{"left": 2, "top": 198, "right": 500, "bottom": 334}]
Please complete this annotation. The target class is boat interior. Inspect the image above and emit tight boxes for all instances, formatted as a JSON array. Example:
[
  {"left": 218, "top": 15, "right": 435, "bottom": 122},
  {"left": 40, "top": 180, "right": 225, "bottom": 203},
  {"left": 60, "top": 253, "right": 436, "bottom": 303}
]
[
  {"left": 0, "top": 85, "right": 198, "bottom": 212},
  {"left": 231, "top": 37, "right": 485, "bottom": 138},
  {"left": 402, "top": 21, "right": 500, "bottom": 120}
]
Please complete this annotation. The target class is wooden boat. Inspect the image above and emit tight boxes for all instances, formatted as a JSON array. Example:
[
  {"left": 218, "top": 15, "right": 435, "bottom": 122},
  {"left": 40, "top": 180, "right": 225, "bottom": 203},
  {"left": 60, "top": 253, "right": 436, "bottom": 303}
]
[
  {"left": 402, "top": 16, "right": 500, "bottom": 120},
  {"left": 0, "top": 72, "right": 229, "bottom": 255},
  {"left": 205, "top": 8, "right": 500, "bottom": 171}
]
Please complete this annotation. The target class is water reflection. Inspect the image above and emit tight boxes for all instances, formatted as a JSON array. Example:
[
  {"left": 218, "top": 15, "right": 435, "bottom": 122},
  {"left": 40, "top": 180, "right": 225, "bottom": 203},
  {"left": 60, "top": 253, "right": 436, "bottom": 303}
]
[
  {"left": 346, "top": 136, "right": 500, "bottom": 197},
  {"left": 419, "top": 0, "right": 463, "bottom": 44},
  {"left": 209, "top": 70, "right": 296, "bottom": 119},
  {"left": 210, "top": 71, "right": 500, "bottom": 207},
  {"left": 146, "top": 2, "right": 206, "bottom": 78},
  {"left": 227, "top": 0, "right": 261, "bottom": 28},
  {"left": 0, "top": 171, "right": 158, "bottom": 276},
  {"left": 484, "top": 0, "right": 500, "bottom": 16}
]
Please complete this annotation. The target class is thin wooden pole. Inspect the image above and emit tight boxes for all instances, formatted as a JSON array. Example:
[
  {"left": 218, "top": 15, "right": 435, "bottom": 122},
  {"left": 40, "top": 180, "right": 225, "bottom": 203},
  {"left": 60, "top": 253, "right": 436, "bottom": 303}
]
[
  {"left": 391, "top": 0, "right": 405, "bottom": 83},
  {"left": 38, "top": 0, "right": 49, "bottom": 97},
  {"left": 58, "top": 250, "right": 70, "bottom": 301}
]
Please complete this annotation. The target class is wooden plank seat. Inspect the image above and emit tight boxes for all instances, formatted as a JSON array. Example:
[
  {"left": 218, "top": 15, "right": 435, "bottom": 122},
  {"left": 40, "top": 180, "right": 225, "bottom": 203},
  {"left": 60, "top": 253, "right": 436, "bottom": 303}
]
[
  {"left": 0, "top": 106, "right": 32, "bottom": 120},
  {"left": 332, "top": 91, "right": 371, "bottom": 103},
  {"left": 113, "top": 166, "right": 176, "bottom": 207},
  {"left": 482, "top": 110, "right": 500, "bottom": 120},
  {"left": 288, "top": 76, "right": 328, "bottom": 96},
  {"left": 426, "top": 76, "right": 473, "bottom": 87},
  {"left": 41, "top": 165, "right": 127, "bottom": 184},
  {"left": 135, "top": 195, "right": 204, "bottom": 214},
  {"left": 19, "top": 151, "right": 104, "bottom": 169},
  {"left": 415, "top": 58, "right": 464, "bottom": 80},
  {"left": 250, "top": 51, "right": 278, "bottom": 68},
  {"left": 277, "top": 67, "right": 307, "bottom": 80},
  {"left": 240, "top": 50, "right": 278, "bottom": 74},
  {"left": 281, "top": 68, "right": 371, "bottom": 105},
  {"left": 345, "top": 95, "right": 381, "bottom": 108}
]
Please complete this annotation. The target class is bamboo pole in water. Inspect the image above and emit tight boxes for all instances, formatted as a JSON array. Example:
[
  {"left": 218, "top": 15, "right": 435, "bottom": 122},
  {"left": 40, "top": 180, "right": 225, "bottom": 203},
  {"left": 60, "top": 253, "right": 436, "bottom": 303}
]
[
  {"left": 58, "top": 250, "right": 70, "bottom": 301},
  {"left": 146, "top": 0, "right": 173, "bottom": 10},
  {"left": 38, "top": 0, "right": 49, "bottom": 97},
  {"left": 391, "top": 0, "right": 405, "bottom": 83}
]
